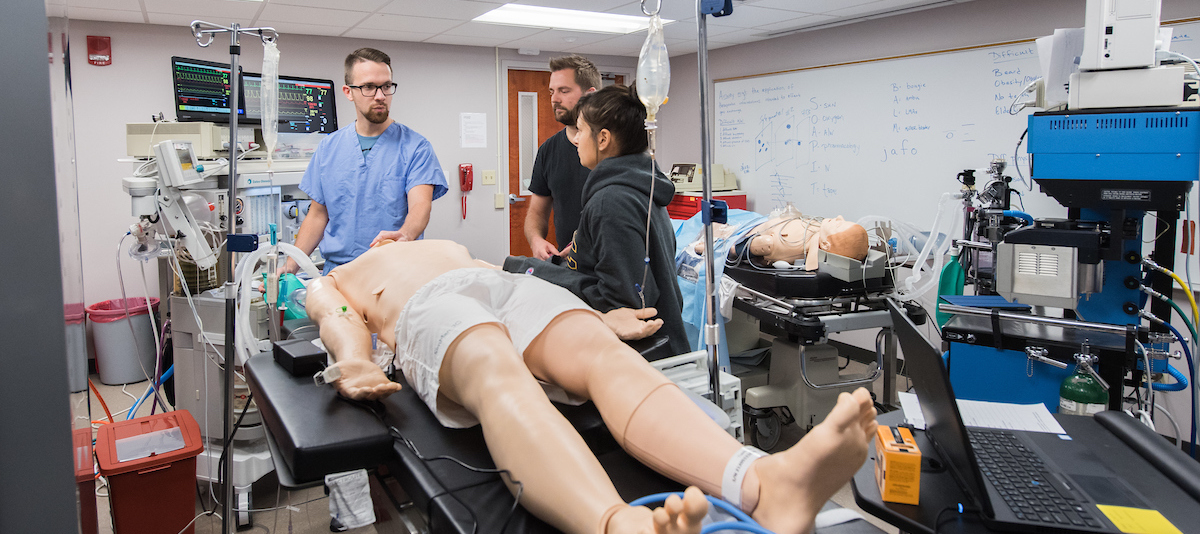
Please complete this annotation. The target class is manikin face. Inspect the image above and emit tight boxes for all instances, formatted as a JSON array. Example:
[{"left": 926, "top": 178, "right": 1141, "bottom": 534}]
[
  {"left": 574, "top": 114, "right": 600, "bottom": 169},
  {"left": 549, "top": 69, "right": 587, "bottom": 126},
  {"left": 344, "top": 60, "right": 393, "bottom": 125}
]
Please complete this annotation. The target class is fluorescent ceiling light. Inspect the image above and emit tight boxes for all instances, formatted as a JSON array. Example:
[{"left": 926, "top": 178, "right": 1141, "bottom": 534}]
[{"left": 473, "top": 4, "right": 672, "bottom": 35}]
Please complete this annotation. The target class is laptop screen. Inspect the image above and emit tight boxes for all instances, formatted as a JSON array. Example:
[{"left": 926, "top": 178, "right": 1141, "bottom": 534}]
[{"left": 887, "top": 299, "right": 994, "bottom": 515}]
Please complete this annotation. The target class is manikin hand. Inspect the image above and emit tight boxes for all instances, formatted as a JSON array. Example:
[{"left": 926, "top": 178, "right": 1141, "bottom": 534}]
[
  {"left": 370, "top": 230, "right": 410, "bottom": 248},
  {"left": 601, "top": 307, "right": 664, "bottom": 340},
  {"left": 328, "top": 358, "right": 403, "bottom": 401},
  {"left": 529, "top": 237, "right": 561, "bottom": 260}
]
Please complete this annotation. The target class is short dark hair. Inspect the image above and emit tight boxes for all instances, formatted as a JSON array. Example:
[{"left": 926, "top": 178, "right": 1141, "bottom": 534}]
[
  {"left": 576, "top": 84, "right": 648, "bottom": 157},
  {"left": 549, "top": 54, "right": 600, "bottom": 91},
  {"left": 345, "top": 48, "right": 391, "bottom": 85}
]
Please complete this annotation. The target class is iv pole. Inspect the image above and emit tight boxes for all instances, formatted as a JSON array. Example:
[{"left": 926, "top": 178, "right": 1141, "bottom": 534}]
[
  {"left": 189, "top": 20, "right": 277, "bottom": 534},
  {"left": 697, "top": 1, "right": 723, "bottom": 404}
]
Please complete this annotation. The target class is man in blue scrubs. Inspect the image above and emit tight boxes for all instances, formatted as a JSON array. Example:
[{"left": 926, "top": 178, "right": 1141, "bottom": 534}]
[{"left": 283, "top": 48, "right": 448, "bottom": 274}]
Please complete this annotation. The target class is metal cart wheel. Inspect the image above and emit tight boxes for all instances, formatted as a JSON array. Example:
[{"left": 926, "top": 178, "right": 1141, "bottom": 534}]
[
  {"left": 749, "top": 409, "right": 782, "bottom": 450},
  {"left": 236, "top": 489, "right": 251, "bottom": 530}
]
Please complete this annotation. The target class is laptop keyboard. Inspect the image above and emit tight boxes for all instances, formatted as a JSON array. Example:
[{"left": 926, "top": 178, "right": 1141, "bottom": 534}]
[{"left": 968, "top": 429, "right": 1105, "bottom": 529}]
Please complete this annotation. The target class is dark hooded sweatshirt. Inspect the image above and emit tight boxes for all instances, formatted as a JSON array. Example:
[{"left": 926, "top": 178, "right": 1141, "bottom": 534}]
[{"left": 504, "top": 152, "right": 688, "bottom": 356}]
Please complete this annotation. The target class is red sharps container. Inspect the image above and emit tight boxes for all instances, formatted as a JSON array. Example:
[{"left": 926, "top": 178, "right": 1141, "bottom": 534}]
[{"left": 95, "top": 410, "right": 204, "bottom": 534}]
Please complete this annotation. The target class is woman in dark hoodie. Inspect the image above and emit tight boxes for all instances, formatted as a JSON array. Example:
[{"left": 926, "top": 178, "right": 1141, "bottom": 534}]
[{"left": 505, "top": 85, "right": 687, "bottom": 356}]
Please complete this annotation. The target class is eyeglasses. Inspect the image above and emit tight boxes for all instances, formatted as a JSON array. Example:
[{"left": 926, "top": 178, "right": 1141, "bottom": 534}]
[{"left": 348, "top": 82, "right": 398, "bottom": 97}]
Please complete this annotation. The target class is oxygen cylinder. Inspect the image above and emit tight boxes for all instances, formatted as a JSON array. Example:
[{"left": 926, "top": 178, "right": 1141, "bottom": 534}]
[{"left": 1059, "top": 351, "right": 1108, "bottom": 416}]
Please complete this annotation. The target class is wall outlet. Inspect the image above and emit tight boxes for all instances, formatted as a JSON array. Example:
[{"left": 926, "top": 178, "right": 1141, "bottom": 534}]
[{"left": 481, "top": 170, "right": 496, "bottom": 185}]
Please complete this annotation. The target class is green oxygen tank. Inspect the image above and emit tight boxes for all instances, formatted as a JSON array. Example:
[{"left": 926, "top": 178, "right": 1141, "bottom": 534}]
[{"left": 1058, "top": 347, "right": 1109, "bottom": 416}]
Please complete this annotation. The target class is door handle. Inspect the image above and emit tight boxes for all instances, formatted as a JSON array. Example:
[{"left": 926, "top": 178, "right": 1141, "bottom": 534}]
[{"left": 507, "top": 194, "right": 527, "bottom": 204}]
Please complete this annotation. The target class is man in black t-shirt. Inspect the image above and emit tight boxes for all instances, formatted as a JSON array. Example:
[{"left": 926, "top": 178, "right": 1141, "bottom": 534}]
[{"left": 524, "top": 55, "right": 600, "bottom": 259}]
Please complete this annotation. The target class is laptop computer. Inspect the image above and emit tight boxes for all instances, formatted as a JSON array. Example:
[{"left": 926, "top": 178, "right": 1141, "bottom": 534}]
[{"left": 887, "top": 299, "right": 1153, "bottom": 533}]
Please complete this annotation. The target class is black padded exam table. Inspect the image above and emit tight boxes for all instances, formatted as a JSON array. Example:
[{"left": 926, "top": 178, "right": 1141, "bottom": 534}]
[{"left": 246, "top": 341, "right": 885, "bottom": 534}]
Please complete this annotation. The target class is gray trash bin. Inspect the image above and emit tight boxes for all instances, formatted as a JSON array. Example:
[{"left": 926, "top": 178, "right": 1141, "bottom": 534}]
[{"left": 86, "top": 297, "right": 160, "bottom": 385}]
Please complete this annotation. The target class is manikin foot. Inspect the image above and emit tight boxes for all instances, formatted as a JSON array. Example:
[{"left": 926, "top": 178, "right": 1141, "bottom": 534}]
[
  {"left": 606, "top": 487, "right": 708, "bottom": 534},
  {"left": 750, "top": 388, "right": 877, "bottom": 534}
]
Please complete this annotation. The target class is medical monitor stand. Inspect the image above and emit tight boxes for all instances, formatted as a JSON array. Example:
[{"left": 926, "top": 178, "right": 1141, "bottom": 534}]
[{"left": 188, "top": 20, "right": 278, "bottom": 534}]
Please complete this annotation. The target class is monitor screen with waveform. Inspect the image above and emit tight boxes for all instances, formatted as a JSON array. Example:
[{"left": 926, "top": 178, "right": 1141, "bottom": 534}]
[
  {"left": 243, "top": 73, "right": 339, "bottom": 134},
  {"left": 172, "top": 56, "right": 245, "bottom": 123}
]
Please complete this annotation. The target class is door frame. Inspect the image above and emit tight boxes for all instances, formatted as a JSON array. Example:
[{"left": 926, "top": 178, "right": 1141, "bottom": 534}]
[{"left": 499, "top": 58, "right": 634, "bottom": 254}]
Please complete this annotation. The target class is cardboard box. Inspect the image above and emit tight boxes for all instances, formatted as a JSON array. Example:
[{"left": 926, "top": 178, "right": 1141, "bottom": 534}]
[{"left": 875, "top": 425, "right": 921, "bottom": 505}]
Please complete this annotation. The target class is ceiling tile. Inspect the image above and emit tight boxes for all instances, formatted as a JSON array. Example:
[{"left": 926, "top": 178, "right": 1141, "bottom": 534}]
[
  {"left": 251, "top": 19, "right": 351, "bottom": 37},
  {"left": 828, "top": 1, "right": 905, "bottom": 18},
  {"left": 440, "top": 21, "right": 547, "bottom": 40},
  {"left": 355, "top": 13, "right": 463, "bottom": 33},
  {"left": 341, "top": 27, "right": 438, "bottom": 42},
  {"left": 67, "top": 6, "right": 146, "bottom": 23},
  {"left": 755, "top": 13, "right": 837, "bottom": 33},
  {"left": 510, "top": 0, "right": 630, "bottom": 11},
  {"left": 147, "top": 12, "right": 256, "bottom": 28},
  {"left": 659, "top": 19, "right": 741, "bottom": 41},
  {"left": 423, "top": 34, "right": 505, "bottom": 48},
  {"left": 747, "top": 0, "right": 880, "bottom": 14},
  {"left": 568, "top": 31, "right": 647, "bottom": 57},
  {"left": 269, "top": 0, "right": 391, "bottom": 12},
  {"left": 503, "top": 28, "right": 620, "bottom": 47},
  {"left": 378, "top": 0, "right": 498, "bottom": 20},
  {"left": 143, "top": 0, "right": 261, "bottom": 19},
  {"left": 704, "top": 5, "right": 806, "bottom": 29},
  {"left": 65, "top": 0, "right": 141, "bottom": 10},
  {"left": 605, "top": 1, "right": 699, "bottom": 22},
  {"left": 256, "top": 3, "right": 370, "bottom": 26}
]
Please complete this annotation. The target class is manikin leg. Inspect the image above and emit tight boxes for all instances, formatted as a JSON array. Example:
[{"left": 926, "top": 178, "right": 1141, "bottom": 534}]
[
  {"left": 436, "top": 323, "right": 705, "bottom": 534},
  {"left": 524, "top": 311, "right": 877, "bottom": 534}
]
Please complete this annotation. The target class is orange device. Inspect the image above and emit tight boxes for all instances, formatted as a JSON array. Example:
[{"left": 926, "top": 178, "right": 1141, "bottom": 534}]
[{"left": 875, "top": 425, "right": 922, "bottom": 505}]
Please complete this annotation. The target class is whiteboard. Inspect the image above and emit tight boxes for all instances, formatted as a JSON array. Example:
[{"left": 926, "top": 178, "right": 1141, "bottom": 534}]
[{"left": 714, "top": 21, "right": 1200, "bottom": 231}]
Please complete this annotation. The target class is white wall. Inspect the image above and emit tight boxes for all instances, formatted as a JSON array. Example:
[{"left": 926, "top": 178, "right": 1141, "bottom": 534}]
[
  {"left": 658, "top": 0, "right": 1198, "bottom": 166},
  {"left": 67, "top": 19, "right": 633, "bottom": 307}
]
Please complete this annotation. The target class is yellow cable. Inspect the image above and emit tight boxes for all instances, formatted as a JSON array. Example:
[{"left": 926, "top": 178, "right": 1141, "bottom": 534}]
[{"left": 1164, "top": 268, "right": 1200, "bottom": 328}]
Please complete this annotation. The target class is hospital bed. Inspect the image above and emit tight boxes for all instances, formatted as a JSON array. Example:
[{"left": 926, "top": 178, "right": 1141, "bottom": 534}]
[{"left": 245, "top": 327, "right": 886, "bottom": 533}]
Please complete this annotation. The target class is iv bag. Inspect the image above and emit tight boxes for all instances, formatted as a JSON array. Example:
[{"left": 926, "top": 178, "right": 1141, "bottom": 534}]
[
  {"left": 261, "top": 40, "right": 280, "bottom": 167},
  {"left": 636, "top": 14, "right": 670, "bottom": 121}
]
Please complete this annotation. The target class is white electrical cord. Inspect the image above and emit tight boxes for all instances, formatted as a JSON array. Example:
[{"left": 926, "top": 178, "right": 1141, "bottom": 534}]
[
  {"left": 1135, "top": 340, "right": 1154, "bottom": 429},
  {"left": 1154, "top": 402, "right": 1182, "bottom": 444}
]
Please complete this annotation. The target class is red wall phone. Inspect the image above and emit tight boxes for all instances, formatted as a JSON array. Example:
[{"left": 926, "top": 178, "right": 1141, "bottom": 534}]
[{"left": 459, "top": 164, "right": 473, "bottom": 219}]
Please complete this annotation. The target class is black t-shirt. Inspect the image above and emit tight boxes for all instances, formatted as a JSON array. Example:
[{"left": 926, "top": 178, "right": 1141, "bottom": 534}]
[{"left": 527, "top": 129, "right": 590, "bottom": 248}]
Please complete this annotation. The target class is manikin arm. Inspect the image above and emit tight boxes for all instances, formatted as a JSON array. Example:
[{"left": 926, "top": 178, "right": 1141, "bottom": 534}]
[{"left": 306, "top": 276, "right": 402, "bottom": 400}]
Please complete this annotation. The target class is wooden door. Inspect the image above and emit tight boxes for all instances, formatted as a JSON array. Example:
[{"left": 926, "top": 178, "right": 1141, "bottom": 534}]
[{"left": 508, "top": 69, "right": 562, "bottom": 257}]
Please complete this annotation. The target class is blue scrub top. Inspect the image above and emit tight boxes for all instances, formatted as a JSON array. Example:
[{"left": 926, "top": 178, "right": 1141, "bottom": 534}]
[{"left": 301, "top": 122, "right": 448, "bottom": 272}]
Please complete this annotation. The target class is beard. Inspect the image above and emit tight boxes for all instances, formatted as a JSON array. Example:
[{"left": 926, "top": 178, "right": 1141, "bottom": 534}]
[
  {"left": 363, "top": 106, "right": 390, "bottom": 124},
  {"left": 554, "top": 105, "right": 577, "bottom": 127}
]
